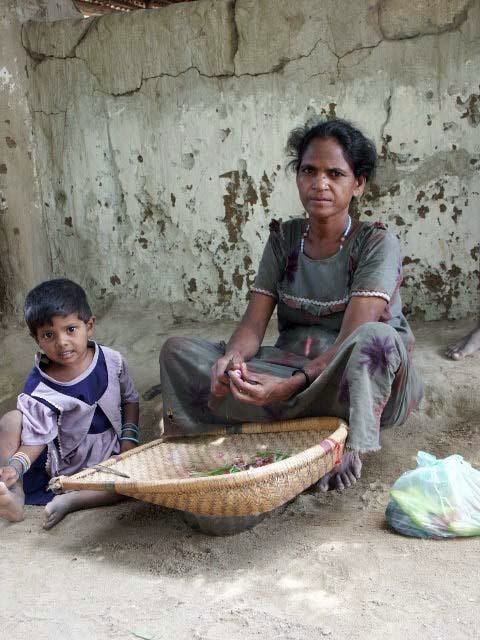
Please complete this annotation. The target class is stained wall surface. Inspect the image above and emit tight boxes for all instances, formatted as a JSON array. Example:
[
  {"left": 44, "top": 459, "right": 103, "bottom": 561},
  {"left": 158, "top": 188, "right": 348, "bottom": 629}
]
[
  {"left": 1, "top": 0, "right": 81, "bottom": 315},
  {"left": 3, "top": 0, "right": 480, "bottom": 320}
]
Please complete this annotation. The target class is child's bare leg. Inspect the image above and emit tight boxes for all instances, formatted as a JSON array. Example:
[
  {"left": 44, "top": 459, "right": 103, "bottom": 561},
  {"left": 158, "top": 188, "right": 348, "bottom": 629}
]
[
  {"left": 318, "top": 451, "right": 362, "bottom": 492},
  {"left": 44, "top": 490, "right": 125, "bottom": 530},
  {"left": 446, "top": 325, "right": 480, "bottom": 360},
  {"left": 0, "top": 411, "right": 24, "bottom": 522}
]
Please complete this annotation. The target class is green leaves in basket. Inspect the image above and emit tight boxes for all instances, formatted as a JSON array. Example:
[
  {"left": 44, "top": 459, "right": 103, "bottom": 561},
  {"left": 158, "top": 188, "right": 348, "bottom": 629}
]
[{"left": 189, "top": 450, "right": 290, "bottom": 477}]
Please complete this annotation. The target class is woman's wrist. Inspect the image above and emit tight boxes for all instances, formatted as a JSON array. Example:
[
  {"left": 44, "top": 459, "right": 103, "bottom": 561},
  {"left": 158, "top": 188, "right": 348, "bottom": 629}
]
[
  {"left": 290, "top": 368, "right": 311, "bottom": 390},
  {"left": 224, "top": 344, "right": 258, "bottom": 364},
  {"left": 224, "top": 336, "right": 260, "bottom": 363},
  {"left": 223, "top": 348, "right": 244, "bottom": 362}
]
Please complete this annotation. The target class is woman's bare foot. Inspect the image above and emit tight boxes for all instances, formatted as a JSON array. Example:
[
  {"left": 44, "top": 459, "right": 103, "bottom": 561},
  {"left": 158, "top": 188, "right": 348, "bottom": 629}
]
[
  {"left": 43, "top": 490, "right": 124, "bottom": 530},
  {"left": 446, "top": 327, "right": 480, "bottom": 360},
  {"left": 0, "top": 481, "right": 24, "bottom": 522},
  {"left": 318, "top": 451, "right": 362, "bottom": 492}
]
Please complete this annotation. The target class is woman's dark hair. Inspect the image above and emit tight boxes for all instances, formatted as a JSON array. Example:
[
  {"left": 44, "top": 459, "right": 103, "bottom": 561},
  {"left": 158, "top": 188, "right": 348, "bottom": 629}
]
[
  {"left": 24, "top": 278, "right": 92, "bottom": 335},
  {"left": 286, "top": 118, "right": 377, "bottom": 180}
]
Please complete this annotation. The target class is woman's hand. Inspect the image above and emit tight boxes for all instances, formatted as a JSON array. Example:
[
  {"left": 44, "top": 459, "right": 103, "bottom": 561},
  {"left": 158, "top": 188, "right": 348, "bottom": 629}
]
[
  {"left": 210, "top": 351, "right": 244, "bottom": 398},
  {"left": 227, "top": 363, "right": 304, "bottom": 406},
  {"left": 210, "top": 292, "right": 277, "bottom": 400}
]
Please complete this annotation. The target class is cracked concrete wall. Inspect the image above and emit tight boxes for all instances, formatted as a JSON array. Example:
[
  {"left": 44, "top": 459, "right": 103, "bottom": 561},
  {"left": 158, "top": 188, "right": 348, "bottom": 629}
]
[
  {"left": 9, "top": 0, "right": 480, "bottom": 320},
  {"left": 0, "top": 0, "right": 80, "bottom": 316}
]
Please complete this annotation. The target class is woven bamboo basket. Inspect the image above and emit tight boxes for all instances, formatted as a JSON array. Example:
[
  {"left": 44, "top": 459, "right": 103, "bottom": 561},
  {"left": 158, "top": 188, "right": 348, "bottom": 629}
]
[{"left": 50, "top": 416, "right": 347, "bottom": 518}]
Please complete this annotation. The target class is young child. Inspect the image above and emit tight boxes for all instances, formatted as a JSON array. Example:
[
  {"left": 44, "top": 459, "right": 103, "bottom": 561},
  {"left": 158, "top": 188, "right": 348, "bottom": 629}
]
[{"left": 0, "top": 278, "right": 140, "bottom": 529}]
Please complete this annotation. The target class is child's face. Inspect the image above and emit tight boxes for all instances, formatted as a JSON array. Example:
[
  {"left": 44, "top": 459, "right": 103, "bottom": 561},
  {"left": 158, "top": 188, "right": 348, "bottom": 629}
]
[{"left": 35, "top": 313, "right": 95, "bottom": 366}]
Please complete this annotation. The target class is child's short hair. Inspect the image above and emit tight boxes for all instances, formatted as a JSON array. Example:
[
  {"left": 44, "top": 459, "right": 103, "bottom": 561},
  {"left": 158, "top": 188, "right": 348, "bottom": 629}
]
[{"left": 24, "top": 278, "right": 93, "bottom": 335}]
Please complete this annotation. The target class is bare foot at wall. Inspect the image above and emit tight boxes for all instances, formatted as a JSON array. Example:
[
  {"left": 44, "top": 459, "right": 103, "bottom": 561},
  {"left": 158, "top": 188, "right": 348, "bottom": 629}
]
[
  {"left": 445, "top": 327, "right": 480, "bottom": 360},
  {"left": 317, "top": 451, "right": 362, "bottom": 492},
  {"left": 0, "top": 482, "right": 24, "bottom": 522}
]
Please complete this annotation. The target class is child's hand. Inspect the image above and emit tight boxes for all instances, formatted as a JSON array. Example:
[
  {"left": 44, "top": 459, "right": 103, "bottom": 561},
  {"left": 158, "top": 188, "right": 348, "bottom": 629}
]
[
  {"left": 0, "top": 465, "right": 20, "bottom": 488},
  {"left": 120, "top": 440, "right": 138, "bottom": 454}
]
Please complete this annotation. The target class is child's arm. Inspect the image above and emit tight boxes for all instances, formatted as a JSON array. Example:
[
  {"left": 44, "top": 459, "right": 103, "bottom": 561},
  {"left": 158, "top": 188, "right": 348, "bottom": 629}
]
[
  {"left": 0, "top": 443, "right": 46, "bottom": 488},
  {"left": 120, "top": 401, "right": 140, "bottom": 453},
  {"left": 117, "top": 354, "right": 140, "bottom": 453}
]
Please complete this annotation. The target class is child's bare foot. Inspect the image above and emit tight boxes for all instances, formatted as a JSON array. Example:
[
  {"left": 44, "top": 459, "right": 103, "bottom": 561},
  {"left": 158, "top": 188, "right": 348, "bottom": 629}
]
[
  {"left": 318, "top": 451, "right": 362, "bottom": 492},
  {"left": 44, "top": 493, "right": 76, "bottom": 529},
  {"left": 446, "top": 327, "right": 480, "bottom": 360},
  {"left": 0, "top": 481, "right": 24, "bottom": 522},
  {"left": 43, "top": 489, "right": 124, "bottom": 530}
]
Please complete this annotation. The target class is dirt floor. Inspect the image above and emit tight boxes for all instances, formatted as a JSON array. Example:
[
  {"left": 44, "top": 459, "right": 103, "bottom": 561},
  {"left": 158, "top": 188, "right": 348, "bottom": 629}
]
[{"left": 1, "top": 311, "right": 479, "bottom": 640}]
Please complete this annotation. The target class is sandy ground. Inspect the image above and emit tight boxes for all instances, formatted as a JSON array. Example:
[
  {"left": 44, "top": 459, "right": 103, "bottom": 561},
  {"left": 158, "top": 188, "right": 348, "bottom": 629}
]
[{"left": 1, "top": 310, "right": 480, "bottom": 640}]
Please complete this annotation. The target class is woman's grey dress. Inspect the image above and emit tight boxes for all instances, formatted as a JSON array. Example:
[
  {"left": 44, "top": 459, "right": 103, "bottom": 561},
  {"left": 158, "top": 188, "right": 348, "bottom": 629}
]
[{"left": 160, "top": 218, "right": 423, "bottom": 453}]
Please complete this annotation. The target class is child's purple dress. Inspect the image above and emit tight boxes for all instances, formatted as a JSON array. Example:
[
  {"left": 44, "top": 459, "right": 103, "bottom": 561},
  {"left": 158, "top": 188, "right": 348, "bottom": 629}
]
[{"left": 19, "top": 342, "right": 139, "bottom": 504}]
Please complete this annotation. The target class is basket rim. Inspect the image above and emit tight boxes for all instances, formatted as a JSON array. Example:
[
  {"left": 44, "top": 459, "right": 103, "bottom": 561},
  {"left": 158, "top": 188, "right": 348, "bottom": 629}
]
[{"left": 55, "top": 422, "right": 348, "bottom": 494}]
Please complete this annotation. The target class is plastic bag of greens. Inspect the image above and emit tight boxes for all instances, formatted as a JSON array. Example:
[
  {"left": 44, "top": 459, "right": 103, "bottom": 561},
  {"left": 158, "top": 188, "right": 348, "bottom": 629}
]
[{"left": 385, "top": 451, "right": 480, "bottom": 538}]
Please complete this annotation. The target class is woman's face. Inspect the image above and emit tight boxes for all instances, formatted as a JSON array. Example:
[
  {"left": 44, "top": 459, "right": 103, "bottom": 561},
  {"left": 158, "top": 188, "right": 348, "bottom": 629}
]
[{"left": 296, "top": 136, "right": 365, "bottom": 221}]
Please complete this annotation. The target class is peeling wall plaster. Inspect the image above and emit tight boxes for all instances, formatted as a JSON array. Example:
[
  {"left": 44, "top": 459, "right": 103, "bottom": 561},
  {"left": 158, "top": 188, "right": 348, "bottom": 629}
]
[
  {"left": 0, "top": 0, "right": 56, "bottom": 315},
  {"left": 2, "top": 0, "right": 480, "bottom": 320}
]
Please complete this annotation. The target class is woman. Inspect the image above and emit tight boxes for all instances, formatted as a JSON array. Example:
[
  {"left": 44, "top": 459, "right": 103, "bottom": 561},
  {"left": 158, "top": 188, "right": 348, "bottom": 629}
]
[{"left": 160, "top": 119, "right": 423, "bottom": 491}]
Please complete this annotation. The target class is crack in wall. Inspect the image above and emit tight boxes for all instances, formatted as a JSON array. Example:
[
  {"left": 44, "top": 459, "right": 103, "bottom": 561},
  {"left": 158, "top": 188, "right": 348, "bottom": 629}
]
[
  {"left": 25, "top": 31, "right": 462, "bottom": 101},
  {"left": 123, "top": 33, "right": 334, "bottom": 94},
  {"left": 230, "top": 0, "right": 239, "bottom": 70},
  {"left": 32, "top": 109, "right": 66, "bottom": 116},
  {"left": 50, "top": 35, "right": 336, "bottom": 98},
  {"left": 334, "top": 40, "right": 383, "bottom": 77},
  {"left": 21, "top": 47, "right": 73, "bottom": 64},
  {"left": 377, "top": 0, "right": 477, "bottom": 40},
  {"left": 104, "top": 104, "right": 127, "bottom": 225},
  {"left": 20, "top": 16, "right": 98, "bottom": 67},
  {"left": 105, "top": 35, "right": 335, "bottom": 96},
  {"left": 22, "top": 2, "right": 477, "bottom": 99},
  {"left": 73, "top": 16, "right": 100, "bottom": 54},
  {"left": 380, "top": 88, "right": 393, "bottom": 158}
]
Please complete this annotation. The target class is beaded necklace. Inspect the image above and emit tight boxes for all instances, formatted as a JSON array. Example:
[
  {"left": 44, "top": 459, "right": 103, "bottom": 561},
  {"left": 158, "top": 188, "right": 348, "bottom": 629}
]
[{"left": 300, "top": 214, "right": 352, "bottom": 255}]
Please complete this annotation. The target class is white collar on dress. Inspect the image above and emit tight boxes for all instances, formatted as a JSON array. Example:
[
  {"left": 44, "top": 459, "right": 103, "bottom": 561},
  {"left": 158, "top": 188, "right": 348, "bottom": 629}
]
[{"left": 35, "top": 340, "right": 99, "bottom": 386}]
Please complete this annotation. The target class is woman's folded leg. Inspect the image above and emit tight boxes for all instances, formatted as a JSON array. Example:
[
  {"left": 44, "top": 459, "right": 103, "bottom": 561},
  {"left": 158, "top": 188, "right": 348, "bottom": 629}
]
[
  {"left": 289, "top": 322, "right": 422, "bottom": 452},
  {"left": 287, "top": 322, "right": 423, "bottom": 489}
]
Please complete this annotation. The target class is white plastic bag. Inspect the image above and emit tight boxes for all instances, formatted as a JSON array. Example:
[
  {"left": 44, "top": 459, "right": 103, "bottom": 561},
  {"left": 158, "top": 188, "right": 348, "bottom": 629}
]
[{"left": 386, "top": 452, "right": 480, "bottom": 538}]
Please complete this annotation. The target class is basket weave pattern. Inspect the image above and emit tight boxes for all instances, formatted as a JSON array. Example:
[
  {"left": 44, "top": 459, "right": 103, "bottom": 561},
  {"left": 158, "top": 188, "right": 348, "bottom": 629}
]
[{"left": 51, "top": 417, "right": 347, "bottom": 516}]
